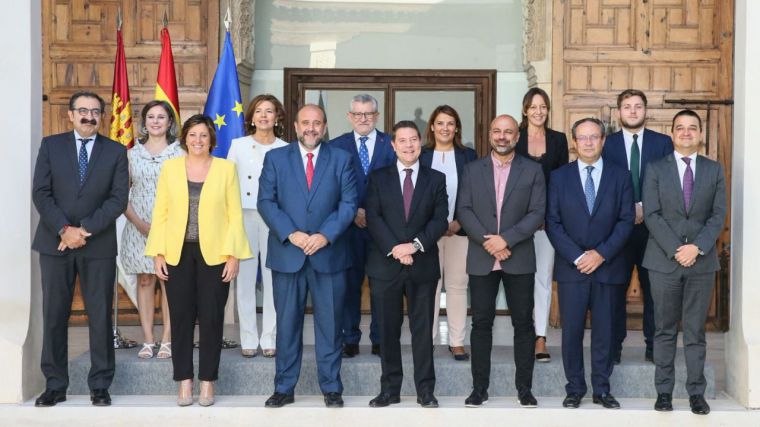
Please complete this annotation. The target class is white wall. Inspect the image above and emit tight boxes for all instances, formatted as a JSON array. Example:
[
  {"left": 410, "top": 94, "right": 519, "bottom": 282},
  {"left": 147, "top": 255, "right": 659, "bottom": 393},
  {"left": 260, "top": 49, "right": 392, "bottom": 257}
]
[
  {"left": 727, "top": 0, "right": 760, "bottom": 409},
  {"left": 0, "top": 0, "right": 43, "bottom": 402}
]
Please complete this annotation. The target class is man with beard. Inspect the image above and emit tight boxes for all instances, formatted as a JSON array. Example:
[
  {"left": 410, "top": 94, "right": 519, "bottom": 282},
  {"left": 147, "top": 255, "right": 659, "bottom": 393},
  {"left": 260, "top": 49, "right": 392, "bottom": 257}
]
[
  {"left": 32, "top": 91, "right": 129, "bottom": 407},
  {"left": 456, "top": 115, "right": 545, "bottom": 407},
  {"left": 258, "top": 104, "right": 358, "bottom": 408},
  {"left": 546, "top": 118, "right": 634, "bottom": 409},
  {"left": 329, "top": 94, "right": 396, "bottom": 358},
  {"left": 602, "top": 89, "right": 673, "bottom": 364}
]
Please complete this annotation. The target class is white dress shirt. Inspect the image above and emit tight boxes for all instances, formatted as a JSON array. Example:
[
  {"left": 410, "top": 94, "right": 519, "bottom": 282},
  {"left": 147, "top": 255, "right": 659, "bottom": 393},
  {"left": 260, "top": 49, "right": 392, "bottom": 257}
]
[
  {"left": 577, "top": 157, "right": 603, "bottom": 195},
  {"left": 354, "top": 129, "right": 377, "bottom": 160},
  {"left": 622, "top": 128, "right": 644, "bottom": 177},
  {"left": 298, "top": 143, "right": 321, "bottom": 170},
  {"left": 674, "top": 151, "right": 698, "bottom": 189},
  {"left": 74, "top": 130, "right": 95, "bottom": 161},
  {"left": 396, "top": 160, "right": 419, "bottom": 189}
]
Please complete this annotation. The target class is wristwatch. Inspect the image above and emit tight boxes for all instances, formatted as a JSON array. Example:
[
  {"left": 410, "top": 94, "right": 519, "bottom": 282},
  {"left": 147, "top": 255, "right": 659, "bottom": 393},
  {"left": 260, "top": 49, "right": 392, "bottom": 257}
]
[
  {"left": 412, "top": 240, "right": 422, "bottom": 252},
  {"left": 58, "top": 224, "right": 71, "bottom": 236}
]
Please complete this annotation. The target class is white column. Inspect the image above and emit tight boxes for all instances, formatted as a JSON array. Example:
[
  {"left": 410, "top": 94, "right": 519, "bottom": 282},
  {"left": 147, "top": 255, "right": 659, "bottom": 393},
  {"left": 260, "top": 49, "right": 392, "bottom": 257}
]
[
  {"left": 0, "top": 0, "right": 44, "bottom": 403},
  {"left": 727, "top": 0, "right": 760, "bottom": 409}
]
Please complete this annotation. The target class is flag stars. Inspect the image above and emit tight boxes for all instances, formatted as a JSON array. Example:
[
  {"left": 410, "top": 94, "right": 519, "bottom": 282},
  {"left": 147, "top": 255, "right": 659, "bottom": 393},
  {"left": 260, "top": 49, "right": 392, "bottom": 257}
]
[
  {"left": 232, "top": 101, "right": 244, "bottom": 117},
  {"left": 214, "top": 113, "right": 227, "bottom": 129}
]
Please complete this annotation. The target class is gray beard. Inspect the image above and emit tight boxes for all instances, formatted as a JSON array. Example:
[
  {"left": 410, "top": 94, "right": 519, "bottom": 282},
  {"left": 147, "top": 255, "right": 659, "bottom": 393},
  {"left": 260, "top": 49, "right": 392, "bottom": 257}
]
[{"left": 298, "top": 135, "right": 322, "bottom": 150}]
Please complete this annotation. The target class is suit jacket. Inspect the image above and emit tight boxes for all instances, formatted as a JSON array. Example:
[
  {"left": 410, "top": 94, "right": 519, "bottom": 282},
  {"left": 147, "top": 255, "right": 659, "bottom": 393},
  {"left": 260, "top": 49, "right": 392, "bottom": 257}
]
[
  {"left": 365, "top": 165, "right": 449, "bottom": 282},
  {"left": 641, "top": 154, "right": 726, "bottom": 274},
  {"left": 226, "top": 135, "right": 289, "bottom": 210},
  {"left": 602, "top": 128, "right": 673, "bottom": 203},
  {"left": 456, "top": 154, "right": 546, "bottom": 276},
  {"left": 420, "top": 145, "right": 478, "bottom": 235},
  {"left": 144, "top": 157, "right": 252, "bottom": 266},
  {"left": 329, "top": 130, "right": 395, "bottom": 208},
  {"left": 545, "top": 161, "right": 635, "bottom": 284},
  {"left": 257, "top": 142, "right": 358, "bottom": 274},
  {"left": 32, "top": 131, "right": 129, "bottom": 258},
  {"left": 515, "top": 127, "right": 569, "bottom": 189}
]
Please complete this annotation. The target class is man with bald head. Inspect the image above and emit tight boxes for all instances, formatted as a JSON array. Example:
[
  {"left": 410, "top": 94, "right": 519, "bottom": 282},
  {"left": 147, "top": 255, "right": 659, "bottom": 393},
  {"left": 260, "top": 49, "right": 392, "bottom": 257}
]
[
  {"left": 258, "top": 104, "right": 358, "bottom": 408},
  {"left": 456, "top": 114, "right": 546, "bottom": 407}
]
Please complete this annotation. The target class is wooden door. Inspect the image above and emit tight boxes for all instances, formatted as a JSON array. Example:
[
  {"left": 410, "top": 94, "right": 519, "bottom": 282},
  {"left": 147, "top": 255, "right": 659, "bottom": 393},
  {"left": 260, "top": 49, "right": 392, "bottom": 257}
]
[
  {"left": 41, "top": 0, "right": 219, "bottom": 323},
  {"left": 552, "top": 0, "right": 733, "bottom": 329}
]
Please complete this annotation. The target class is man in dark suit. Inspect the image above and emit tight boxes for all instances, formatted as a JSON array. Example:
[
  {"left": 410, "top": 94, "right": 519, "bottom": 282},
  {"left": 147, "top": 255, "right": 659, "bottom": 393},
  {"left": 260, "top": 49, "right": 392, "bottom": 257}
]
[
  {"left": 258, "top": 104, "right": 358, "bottom": 408},
  {"left": 32, "top": 91, "right": 129, "bottom": 407},
  {"left": 364, "top": 121, "right": 448, "bottom": 408},
  {"left": 329, "top": 94, "right": 395, "bottom": 358},
  {"left": 603, "top": 89, "right": 674, "bottom": 364},
  {"left": 456, "top": 115, "right": 545, "bottom": 407},
  {"left": 545, "top": 117, "right": 634, "bottom": 409},
  {"left": 642, "top": 110, "right": 726, "bottom": 415}
]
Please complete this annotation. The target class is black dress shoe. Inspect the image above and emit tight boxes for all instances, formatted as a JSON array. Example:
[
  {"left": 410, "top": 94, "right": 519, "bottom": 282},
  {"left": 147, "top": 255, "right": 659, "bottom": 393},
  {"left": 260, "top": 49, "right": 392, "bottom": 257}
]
[
  {"left": 369, "top": 392, "right": 401, "bottom": 408},
  {"left": 612, "top": 352, "right": 622, "bottom": 365},
  {"left": 35, "top": 389, "right": 66, "bottom": 407},
  {"left": 464, "top": 388, "right": 488, "bottom": 407},
  {"left": 324, "top": 392, "right": 344, "bottom": 408},
  {"left": 417, "top": 393, "right": 439, "bottom": 408},
  {"left": 518, "top": 391, "right": 538, "bottom": 408},
  {"left": 592, "top": 393, "right": 620, "bottom": 409},
  {"left": 654, "top": 393, "right": 673, "bottom": 411},
  {"left": 90, "top": 389, "right": 111, "bottom": 406},
  {"left": 562, "top": 393, "right": 583, "bottom": 408},
  {"left": 265, "top": 392, "right": 294, "bottom": 408},
  {"left": 371, "top": 344, "right": 381, "bottom": 356},
  {"left": 689, "top": 394, "right": 710, "bottom": 415},
  {"left": 342, "top": 343, "right": 359, "bottom": 358},
  {"left": 645, "top": 348, "right": 654, "bottom": 363}
]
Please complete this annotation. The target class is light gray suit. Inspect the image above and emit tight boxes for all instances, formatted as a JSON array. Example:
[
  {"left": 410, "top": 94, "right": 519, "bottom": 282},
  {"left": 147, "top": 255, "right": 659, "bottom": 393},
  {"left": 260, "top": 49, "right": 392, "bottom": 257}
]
[{"left": 642, "top": 153, "right": 726, "bottom": 396}]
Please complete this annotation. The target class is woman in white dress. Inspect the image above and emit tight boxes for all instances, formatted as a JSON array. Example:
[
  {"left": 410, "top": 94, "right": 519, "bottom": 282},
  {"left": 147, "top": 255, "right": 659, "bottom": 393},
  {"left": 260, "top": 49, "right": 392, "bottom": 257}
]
[
  {"left": 121, "top": 100, "right": 183, "bottom": 359},
  {"left": 227, "top": 94, "right": 288, "bottom": 358}
]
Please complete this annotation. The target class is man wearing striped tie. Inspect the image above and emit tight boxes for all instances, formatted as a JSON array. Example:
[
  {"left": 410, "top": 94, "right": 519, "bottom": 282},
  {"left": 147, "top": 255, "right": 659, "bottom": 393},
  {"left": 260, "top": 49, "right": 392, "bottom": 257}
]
[{"left": 545, "top": 117, "right": 634, "bottom": 410}]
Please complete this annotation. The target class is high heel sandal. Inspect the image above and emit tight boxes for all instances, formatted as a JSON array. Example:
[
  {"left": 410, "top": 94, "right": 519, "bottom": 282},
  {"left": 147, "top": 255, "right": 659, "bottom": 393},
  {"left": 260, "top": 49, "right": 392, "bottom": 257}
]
[
  {"left": 137, "top": 342, "right": 156, "bottom": 359},
  {"left": 157, "top": 342, "right": 172, "bottom": 359},
  {"left": 177, "top": 380, "right": 193, "bottom": 406},
  {"left": 199, "top": 381, "right": 215, "bottom": 407}
]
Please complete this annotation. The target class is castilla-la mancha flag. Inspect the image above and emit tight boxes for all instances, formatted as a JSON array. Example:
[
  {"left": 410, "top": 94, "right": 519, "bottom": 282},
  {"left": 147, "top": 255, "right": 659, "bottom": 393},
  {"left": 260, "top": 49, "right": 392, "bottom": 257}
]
[
  {"left": 109, "top": 28, "right": 135, "bottom": 148},
  {"left": 154, "top": 27, "right": 180, "bottom": 126}
]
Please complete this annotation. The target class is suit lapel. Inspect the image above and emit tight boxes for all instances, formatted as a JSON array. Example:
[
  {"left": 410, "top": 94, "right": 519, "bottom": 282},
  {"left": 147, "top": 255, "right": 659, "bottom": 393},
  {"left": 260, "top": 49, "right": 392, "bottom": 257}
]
[
  {"left": 64, "top": 132, "right": 79, "bottom": 180},
  {"left": 501, "top": 155, "right": 524, "bottom": 207},
  {"left": 481, "top": 157, "right": 497, "bottom": 214},
  {"left": 81, "top": 134, "right": 104, "bottom": 189},
  {"left": 307, "top": 143, "right": 330, "bottom": 204},
  {"left": 368, "top": 133, "right": 386, "bottom": 172},
  {"left": 591, "top": 165, "right": 611, "bottom": 216},
  {"left": 688, "top": 155, "right": 707, "bottom": 214},
  {"left": 408, "top": 166, "right": 431, "bottom": 223},
  {"left": 288, "top": 143, "right": 310, "bottom": 199},
  {"left": 387, "top": 167, "right": 406, "bottom": 224},
  {"left": 570, "top": 162, "right": 591, "bottom": 217},
  {"left": 663, "top": 155, "right": 688, "bottom": 216}
]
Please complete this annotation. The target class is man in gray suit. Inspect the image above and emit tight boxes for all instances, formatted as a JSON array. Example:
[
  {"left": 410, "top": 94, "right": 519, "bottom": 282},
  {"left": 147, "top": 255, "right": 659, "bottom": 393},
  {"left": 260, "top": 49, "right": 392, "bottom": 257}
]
[
  {"left": 456, "top": 115, "right": 545, "bottom": 408},
  {"left": 642, "top": 109, "right": 726, "bottom": 415}
]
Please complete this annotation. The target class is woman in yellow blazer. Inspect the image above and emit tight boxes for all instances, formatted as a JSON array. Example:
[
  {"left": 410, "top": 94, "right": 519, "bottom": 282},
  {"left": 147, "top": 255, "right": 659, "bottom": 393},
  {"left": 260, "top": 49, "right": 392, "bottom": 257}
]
[{"left": 146, "top": 114, "right": 252, "bottom": 407}]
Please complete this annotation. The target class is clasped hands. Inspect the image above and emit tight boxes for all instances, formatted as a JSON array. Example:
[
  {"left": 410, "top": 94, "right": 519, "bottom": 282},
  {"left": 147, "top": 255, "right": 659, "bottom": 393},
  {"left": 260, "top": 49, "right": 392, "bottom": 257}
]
[
  {"left": 576, "top": 249, "right": 605, "bottom": 274},
  {"left": 289, "top": 231, "right": 328, "bottom": 256},
  {"left": 154, "top": 254, "right": 240, "bottom": 283},
  {"left": 57, "top": 226, "right": 91, "bottom": 251},
  {"left": 390, "top": 243, "right": 417, "bottom": 266},
  {"left": 674, "top": 244, "right": 699, "bottom": 268},
  {"left": 483, "top": 234, "right": 510, "bottom": 261}
]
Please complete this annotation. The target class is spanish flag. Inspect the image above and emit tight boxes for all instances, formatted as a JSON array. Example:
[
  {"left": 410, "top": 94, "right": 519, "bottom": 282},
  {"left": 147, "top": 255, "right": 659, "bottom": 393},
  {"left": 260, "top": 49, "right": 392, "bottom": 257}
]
[
  {"left": 154, "top": 26, "right": 180, "bottom": 125},
  {"left": 109, "top": 28, "right": 134, "bottom": 148}
]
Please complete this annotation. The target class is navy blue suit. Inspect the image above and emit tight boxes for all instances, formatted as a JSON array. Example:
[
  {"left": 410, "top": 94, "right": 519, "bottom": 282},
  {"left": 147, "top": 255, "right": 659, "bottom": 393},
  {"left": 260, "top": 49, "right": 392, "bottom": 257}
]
[
  {"left": 602, "top": 129, "right": 673, "bottom": 357},
  {"left": 545, "top": 160, "right": 634, "bottom": 396},
  {"left": 329, "top": 130, "right": 395, "bottom": 346},
  {"left": 257, "top": 141, "right": 358, "bottom": 395}
]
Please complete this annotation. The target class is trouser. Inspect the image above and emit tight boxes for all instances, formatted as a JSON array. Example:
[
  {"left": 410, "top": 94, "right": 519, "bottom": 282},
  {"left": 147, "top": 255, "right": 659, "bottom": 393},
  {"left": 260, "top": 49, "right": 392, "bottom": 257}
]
[
  {"left": 533, "top": 230, "right": 555, "bottom": 337},
  {"left": 40, "top": 253, "right": 116, "bottom": 392},
  {"left": 432, "top": 234, "right": 469, "bottom": 346},
  {"left": 237, "top": 209, "right": 276, "bottom": 350},
  {"left": 372, "top": 271, "right": 436, "bottom": 396},
  {"left": 650, "top": 268, "right": 714, "bottom": 396},
  {"left": 165, "top": 242, "right": 229, "bottom": 381},
  {"left": 470, "top": 271, "right": 535, "bottom": 395},
  {"left": 342, "top": 225, "right": 379, "bottom": 345},
  {"left": 558, "top": 279, "right": 617, "bottom": 396},
  {"left": 614, "top": 223, "right": 654, "bottom": 354}
]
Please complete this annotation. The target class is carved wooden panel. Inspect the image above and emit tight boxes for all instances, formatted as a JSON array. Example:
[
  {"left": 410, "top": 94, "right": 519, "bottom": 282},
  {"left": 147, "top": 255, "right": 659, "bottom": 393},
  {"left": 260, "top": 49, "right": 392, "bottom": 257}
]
[
  {"left": 553, "top": 0, "right": 733, "bottom": 329},
  {"left": 42, "top": 0, "right": 220, "bottom": 324}
]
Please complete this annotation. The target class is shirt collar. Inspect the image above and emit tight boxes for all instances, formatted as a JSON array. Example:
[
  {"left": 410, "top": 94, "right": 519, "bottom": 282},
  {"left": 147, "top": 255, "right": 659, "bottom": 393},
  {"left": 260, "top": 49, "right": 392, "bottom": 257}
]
[
  {"left": 578, "top": 156, "right": 604, "bottom": 171},
  {"left": 298, "top": 142, "right": 321, "bottom": 159},
  {"left": 622, "top": 128, "right": 643, "bottom": 141},
  {"left": 674, "top": 150, "right": 697, "bottom": 163},
  {"left": 354, "top": 129, "right": 377, "bottom": 142},
  {"left": 397, "top": 160, "right": 419, "bottom": 175},
  {"left": 491, "top": 151, "right": 515, "bottom": 167},
  {"left": 74, "top": 130, "right": 95, "bottom": 142}
]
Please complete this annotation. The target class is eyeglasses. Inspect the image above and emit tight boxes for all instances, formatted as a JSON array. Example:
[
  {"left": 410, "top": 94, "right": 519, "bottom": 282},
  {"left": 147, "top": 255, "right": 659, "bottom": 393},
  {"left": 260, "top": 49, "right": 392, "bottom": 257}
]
[
  {"left": 72, "top": 108, "right": 103, "bottom": 117},
  {"left": 349, "top": 112, "right": 378, "bottom": 120},
  {"left": 575, "top": 134, "right": 602, "bottom": 143}
]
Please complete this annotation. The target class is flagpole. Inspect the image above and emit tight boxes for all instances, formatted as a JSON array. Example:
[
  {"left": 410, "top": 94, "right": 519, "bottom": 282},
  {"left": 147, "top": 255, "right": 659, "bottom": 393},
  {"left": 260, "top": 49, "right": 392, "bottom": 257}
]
[{"left": 112, "top": 5, "right": 135, "bottom": 350}]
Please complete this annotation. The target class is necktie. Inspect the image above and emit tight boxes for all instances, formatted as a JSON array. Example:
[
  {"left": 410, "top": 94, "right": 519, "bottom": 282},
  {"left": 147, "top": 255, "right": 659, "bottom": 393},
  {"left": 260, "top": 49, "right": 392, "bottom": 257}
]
[
  {"left": 682, "top": 157, "right": 694, "bottom": 212},
  {"left": 358, "top": 136, "right": 370, "bottom": 175},
  {"left": 630, "top": 134, "right": 641, "bottom": 202},
  {"left": 584, "top": 165, "right": 595, "bottom": 214},
  {"left": 403, "top": 168, "right": 414, "bottom": 220},
  {"left": 78, "top": 138, "right": 91, "bottom": 187},
  {"left": 306, "top": 152, "right": 314, "bottom": 190}
]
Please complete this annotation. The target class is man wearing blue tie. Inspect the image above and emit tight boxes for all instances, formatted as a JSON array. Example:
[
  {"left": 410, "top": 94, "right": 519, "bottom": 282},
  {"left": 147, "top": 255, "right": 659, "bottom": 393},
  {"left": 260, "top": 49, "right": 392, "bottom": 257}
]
[
  {"left": 330, "top": 94, "right": 396, "bottom": 357},
  {"left": 258, "top": 104, "right": 358, "bottom": 408},
  {"left": 545, "top": 118, "right": 634, "bottom": 409}
]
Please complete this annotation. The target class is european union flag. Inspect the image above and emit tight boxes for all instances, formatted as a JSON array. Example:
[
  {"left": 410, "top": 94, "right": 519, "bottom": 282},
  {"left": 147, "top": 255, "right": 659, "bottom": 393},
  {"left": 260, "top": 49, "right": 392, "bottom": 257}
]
[{"left": 205, "top": 31, "right": 245, "bottom": 158}]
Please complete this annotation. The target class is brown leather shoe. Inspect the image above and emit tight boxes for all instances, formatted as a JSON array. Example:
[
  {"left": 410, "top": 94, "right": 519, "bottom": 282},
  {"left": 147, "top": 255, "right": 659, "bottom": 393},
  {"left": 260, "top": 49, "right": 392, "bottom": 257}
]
[{"left": 450, "top": 346, "right": 470, "bottom": 361}]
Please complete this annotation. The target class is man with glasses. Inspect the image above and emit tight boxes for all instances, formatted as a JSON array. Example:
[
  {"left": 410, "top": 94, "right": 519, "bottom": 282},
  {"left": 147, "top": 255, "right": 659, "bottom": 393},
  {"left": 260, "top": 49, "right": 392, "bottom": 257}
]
[
  {"left": 330, "top": 94, "right": 396, "bottom": 357},
  {"left": 32, "top": 91, "right": 129, "bottom": 407},
  {"left": 545, "top": 118, "right": 634, "bottom": 409}
]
